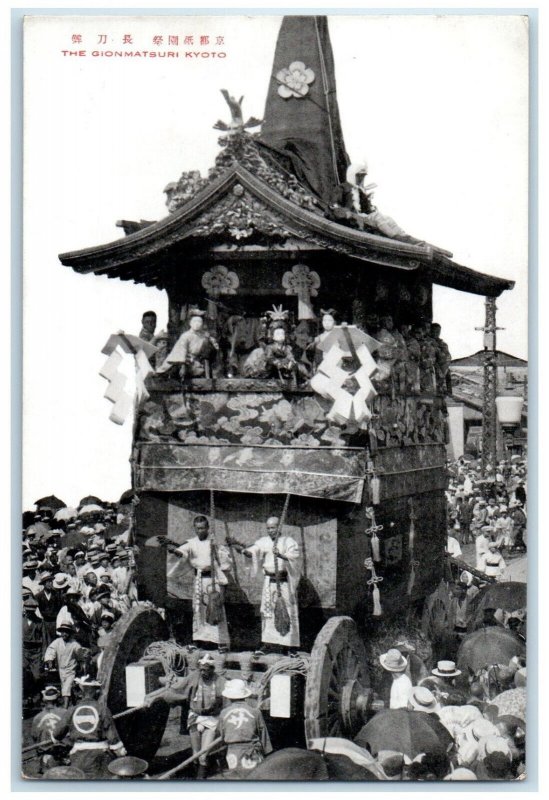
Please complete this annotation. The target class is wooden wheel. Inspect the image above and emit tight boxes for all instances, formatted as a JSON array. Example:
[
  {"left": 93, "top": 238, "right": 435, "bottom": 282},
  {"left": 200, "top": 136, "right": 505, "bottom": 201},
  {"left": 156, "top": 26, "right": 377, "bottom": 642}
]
[
  {"left": 304, "top": 616, "right": 371, "bottom": 742},
  {"left": 98, "top": 606, "right": 170, "bottom": 761}
]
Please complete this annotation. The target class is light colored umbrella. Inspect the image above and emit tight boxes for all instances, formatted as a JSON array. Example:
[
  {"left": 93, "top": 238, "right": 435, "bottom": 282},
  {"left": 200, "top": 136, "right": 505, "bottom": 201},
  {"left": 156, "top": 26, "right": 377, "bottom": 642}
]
[
  {"left": 491, "top": 687, "right": 526, "bottom": 722},
  {"left": 79, "top": 504, "right": 104, "bottom": 516},
  {"left": 25, "top": 522, "right": 51, "bottom": 538},
  {"left": 54, "top": 506, "right": 78, "bottom": 521}
]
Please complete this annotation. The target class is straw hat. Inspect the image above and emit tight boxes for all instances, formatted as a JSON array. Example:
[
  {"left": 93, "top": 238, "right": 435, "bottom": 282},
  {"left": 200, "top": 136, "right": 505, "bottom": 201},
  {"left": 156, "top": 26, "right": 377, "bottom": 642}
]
[
  {"left": 41, "top": 685, "right": 61, "bottom": 701},
  {"left": 407, "top": 686, "right": 440, "bottom": 714},
  {"left": 43, "top": 766, "right": 86, "bottom": 779},
  {"left": 222, "top": 678, "right": 252, "bottom": 699},
  {"left": 432, "top": 660, "right": 461, "bottom": 678},
  {"left": 482, "top": 735, "right": 512, "bottom": 760},
  {"left": 465, "top": 717, "right": 498, "bottom": 743},
  {"left": 443, "top": 767, "right": 477, "bottom": 780},
  {"left": 108, "top": 756, "right": 149, "bottom": 778},
  {"left": 56, "top": 622, "right": 74, "bottom": 634},
  {"left": 379, "top": 648, "right": 408, "bottom": 673}
]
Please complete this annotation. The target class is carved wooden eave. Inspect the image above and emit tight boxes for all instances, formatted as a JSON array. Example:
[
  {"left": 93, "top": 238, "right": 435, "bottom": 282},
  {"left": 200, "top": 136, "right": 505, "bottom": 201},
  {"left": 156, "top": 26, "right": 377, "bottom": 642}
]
[{"left": 59, "top": 164, "right": 514, "bottom": 298}]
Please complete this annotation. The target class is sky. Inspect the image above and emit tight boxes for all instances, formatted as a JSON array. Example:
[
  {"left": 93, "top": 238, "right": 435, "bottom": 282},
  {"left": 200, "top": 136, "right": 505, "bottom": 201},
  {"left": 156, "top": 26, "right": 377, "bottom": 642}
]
[{"left": 22, "top": 12, "right": 529, "bottom": 510}]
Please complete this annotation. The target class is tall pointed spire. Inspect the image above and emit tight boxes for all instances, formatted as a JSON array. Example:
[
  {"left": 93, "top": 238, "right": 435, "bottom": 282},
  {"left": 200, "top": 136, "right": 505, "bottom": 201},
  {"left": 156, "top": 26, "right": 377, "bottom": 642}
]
[{"left": 260, "top": 16, "right": 350, "bottom": 204}]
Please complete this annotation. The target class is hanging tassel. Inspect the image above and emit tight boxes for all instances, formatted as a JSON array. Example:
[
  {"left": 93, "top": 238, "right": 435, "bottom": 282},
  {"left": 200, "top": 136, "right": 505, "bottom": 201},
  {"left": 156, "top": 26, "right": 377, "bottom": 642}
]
[
  {"left": 407, "top": 561, "right": 416, "bottom": 596},
  {"left": 372, "top": 582, "right": 382, "bottom": 617},
  {"left": 274, "top": 594, "right": 292, "bottom": 636},
  {"left": 407, "top": 500, "right": 417, "bottom": 596},
  {"left": 371, "top": 475, "right": 381, "bottom": 505},
  {"left": 365, "top": 557, "right": 383, "bottom": 619},
  {"left": 371, "top": 532, "right": 381, "bottom": 562},
  {"left": 205, "top": 587, "right": 224, "bottom": 626}
]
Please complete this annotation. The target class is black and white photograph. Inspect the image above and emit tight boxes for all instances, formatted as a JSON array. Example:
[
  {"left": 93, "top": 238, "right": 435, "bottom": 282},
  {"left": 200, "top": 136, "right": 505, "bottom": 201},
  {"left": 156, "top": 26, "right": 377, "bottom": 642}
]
[{"left": 20, "top": 12, "right": 529, "bottom": 783}]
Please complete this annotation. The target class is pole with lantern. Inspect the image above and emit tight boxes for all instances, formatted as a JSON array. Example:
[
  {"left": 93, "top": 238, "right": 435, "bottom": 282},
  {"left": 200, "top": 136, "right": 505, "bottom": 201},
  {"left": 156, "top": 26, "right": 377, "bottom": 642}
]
[{"left": 475, "top": 297, "right": 504, "bottom": 475}]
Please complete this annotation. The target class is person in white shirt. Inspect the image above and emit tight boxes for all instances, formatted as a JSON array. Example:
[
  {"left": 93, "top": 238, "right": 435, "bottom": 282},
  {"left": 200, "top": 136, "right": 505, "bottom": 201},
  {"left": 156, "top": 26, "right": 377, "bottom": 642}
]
[
  {"left": 22, "top": 560, "right": 41, "bottom": 596},
  {"left": 475, "top": 526, "right": 492, "bottom": 570},
  {"left": 379, "top": 648, "right": 412, "bottom": 709},
  {"left": 446, "top": 531, "right": 462, "bottom": 558},
  {"left": 480, "top": 541, "right": 506, "bottom": 581}
]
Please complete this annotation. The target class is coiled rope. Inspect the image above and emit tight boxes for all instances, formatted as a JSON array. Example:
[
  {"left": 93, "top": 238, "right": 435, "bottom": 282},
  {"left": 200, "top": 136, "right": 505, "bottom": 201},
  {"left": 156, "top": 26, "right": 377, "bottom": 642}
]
[
  {"left": 143, "top": 640, "right": 188, "bottom": 686},
  {"left": 255, "top": 654, "right": 311, "bottom": 708}
]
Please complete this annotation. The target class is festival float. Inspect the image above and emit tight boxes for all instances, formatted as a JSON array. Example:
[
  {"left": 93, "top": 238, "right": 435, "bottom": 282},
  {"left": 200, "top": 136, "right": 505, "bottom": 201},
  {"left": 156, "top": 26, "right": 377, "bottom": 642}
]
[{"left": 59, "top": 16, "right": 514, "bottom": 759}]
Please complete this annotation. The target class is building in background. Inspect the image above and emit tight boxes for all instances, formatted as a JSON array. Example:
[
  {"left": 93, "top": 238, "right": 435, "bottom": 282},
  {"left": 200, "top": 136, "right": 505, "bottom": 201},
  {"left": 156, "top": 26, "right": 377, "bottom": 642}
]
[{"left": 447, "top": 350, "right": 527, "bottom": 459}]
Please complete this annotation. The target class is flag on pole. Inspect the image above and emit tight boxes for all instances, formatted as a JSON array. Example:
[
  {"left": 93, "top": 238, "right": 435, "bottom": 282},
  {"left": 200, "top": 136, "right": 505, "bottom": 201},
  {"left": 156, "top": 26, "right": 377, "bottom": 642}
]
[{"left": 99, "top": 332, "right": 158, "bottom": 425}]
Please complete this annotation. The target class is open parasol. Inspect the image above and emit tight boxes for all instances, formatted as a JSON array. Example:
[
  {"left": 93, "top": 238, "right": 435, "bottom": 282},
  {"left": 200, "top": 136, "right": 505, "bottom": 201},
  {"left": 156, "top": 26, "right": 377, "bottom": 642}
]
[
  {"left": 118, "top": 489, "right": 136, "bottom": 506},
  {"left": 34, "top": 495, "right": 66, "bottom": 511},
  {"left": 24, "top": 522, "right": 51, "bottom": 540},
  {"left": 456, "top": 627, "right": 525, "bottom": 674},
  {"left": 491, "top": 687, "right": 526, "bottom": 722},
  {"left": 78, "top": 495, "right": 103, "bottom": 508},
  {"left": 54, "top": 506, "right": 78, "bottom": 521},
  {"left": 79, "top": 504, "right": 104, "bottom": 516},
  {"left": 354, "top": 709, "right": 453, "bottom": 759},
  {"left": 467, "top": 582, "right": 527, "bottom": 632}
]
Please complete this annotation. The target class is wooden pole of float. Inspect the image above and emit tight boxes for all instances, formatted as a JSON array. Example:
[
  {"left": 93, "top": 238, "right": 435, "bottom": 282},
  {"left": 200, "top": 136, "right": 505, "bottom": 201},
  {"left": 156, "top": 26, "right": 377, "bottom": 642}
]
[
  {"left": 21, "top": 739, "right": 52, "bottom": 755},
  {"left": 448, "top": 555, "right": 497, "bottom": 584},
  {"left": 112, "top": 687, "right": 167, "bottom": 720},
  {"left": 156, "top": 737, "right": 224, "bottom": 780}
]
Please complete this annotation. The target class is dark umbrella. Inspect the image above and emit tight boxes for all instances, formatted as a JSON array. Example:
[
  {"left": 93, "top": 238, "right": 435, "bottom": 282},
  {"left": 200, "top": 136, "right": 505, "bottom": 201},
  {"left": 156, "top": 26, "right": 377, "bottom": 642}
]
[
  {"left": 467, "top": 582, "right": 527, "bottom": 632},
  {"left": 456, "top": 627, "right": 525, "bottom": 674},
  {"left": 118, "top": 489, "right": 136, "bottom": 506},
  {"left": 354, "top": 709, "right": 453, "bottom": 759},
  {"left": 78, "top": 495, "right": 103, "bottom": 508},
  {"left": 243, "top": 747, "right": 381, "bottom": 781},
  {"left": 34, "top": 495, "right": 66, "bottom": 511},
  {"left": 22, "top": 510, "right": 35, "bottom": 529}
]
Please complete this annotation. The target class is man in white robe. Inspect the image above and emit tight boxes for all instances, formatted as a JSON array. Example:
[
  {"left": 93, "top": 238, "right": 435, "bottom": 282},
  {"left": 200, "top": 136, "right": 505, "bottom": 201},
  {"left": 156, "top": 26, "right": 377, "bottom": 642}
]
[
  {"left": 168, "top": 515, "right": 231, "bottom": 648},
  {"left": 240, "top": 516, "right": 301, "bottom": 650}
]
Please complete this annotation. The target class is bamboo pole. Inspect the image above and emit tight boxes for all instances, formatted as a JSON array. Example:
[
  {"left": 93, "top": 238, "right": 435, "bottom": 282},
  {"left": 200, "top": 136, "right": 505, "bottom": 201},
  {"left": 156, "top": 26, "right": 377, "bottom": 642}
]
[
  {"left": 448, "top": 555, "right": 497, "bottom": 584},
  {"left": 156, "top": 737, "right": 224, "bottom": 780},
  {"left": 112, "top": 687, "right": 167, "bottom": 720},
  {"left": 22, "top": 739, "right": 51, "bottom": 755}
]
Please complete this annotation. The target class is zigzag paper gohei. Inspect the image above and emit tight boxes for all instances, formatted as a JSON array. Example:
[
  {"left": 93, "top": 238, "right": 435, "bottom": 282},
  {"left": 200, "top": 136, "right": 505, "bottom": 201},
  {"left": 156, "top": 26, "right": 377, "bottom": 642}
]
[
  {"left": 99, "top": 332, "right": 158, "bottom": 425},
  {"left": 310, "top": 324, "right": 379, "bottom": 425}
]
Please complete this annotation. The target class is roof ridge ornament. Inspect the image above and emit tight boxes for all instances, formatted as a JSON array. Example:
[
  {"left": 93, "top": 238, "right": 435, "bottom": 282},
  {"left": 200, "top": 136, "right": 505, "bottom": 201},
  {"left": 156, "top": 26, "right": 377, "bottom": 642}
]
[{"left": 213, "top": 89, "right": 263, "bottom": 134}]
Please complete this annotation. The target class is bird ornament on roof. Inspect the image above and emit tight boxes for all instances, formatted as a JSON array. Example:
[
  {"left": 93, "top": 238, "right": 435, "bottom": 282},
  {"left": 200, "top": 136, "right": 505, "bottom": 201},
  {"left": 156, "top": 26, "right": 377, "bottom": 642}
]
[{"left": 213, "top": 89, "right": 262, "bottom": 133}]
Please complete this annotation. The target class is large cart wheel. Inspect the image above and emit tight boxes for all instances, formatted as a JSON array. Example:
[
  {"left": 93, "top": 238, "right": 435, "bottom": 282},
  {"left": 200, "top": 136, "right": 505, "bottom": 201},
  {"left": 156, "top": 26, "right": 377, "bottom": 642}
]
[
  {"left": 98, "top": 606, "right": 170, "bottom": 761},
  {"left": 304, "top": 616, "right": 371, "bottom": 742}
]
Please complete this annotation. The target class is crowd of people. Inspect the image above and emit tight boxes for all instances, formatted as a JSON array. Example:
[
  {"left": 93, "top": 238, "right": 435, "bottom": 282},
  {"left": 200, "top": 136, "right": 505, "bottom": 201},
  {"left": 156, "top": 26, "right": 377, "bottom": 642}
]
[
  {"left": 356, "top": 643, "right": 527, "bottom": 781},
  {"left": 22, "top": 496, "right": 143, "bottom": 776},
  {"left": 445, "top": 455, "right": 527, "bottom": 576}
]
